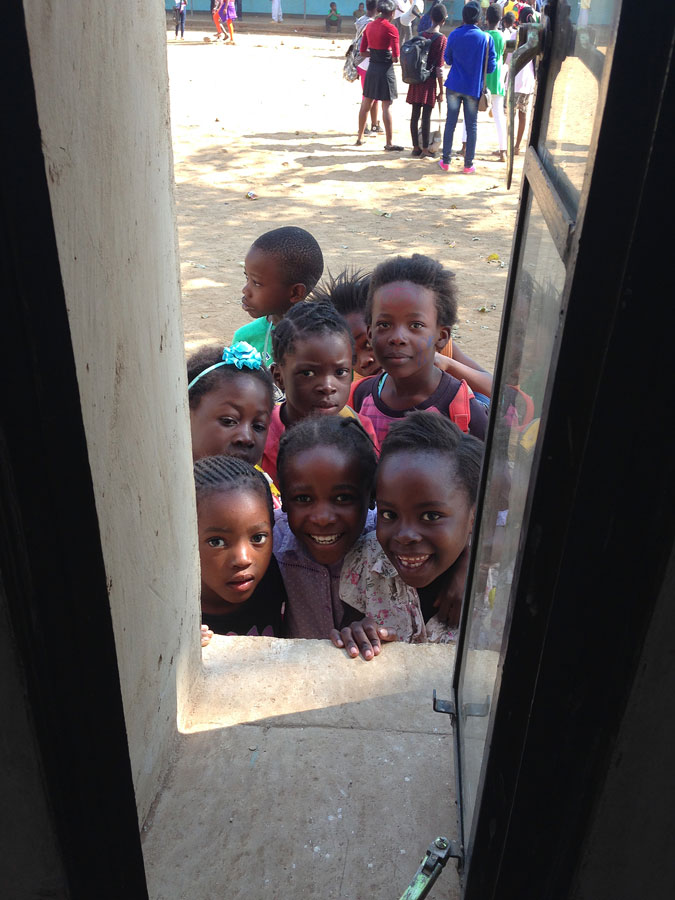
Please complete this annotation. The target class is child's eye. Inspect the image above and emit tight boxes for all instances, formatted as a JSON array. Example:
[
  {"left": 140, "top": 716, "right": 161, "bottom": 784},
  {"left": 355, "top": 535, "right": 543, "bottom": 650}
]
[
  {"left": 335, "top": 368, "right": 351, "bottom": 378},
  {"left": 218, "top": 417, "right": 237, "bottom": 427},
  {"left": 335, "top": 493, "right": 357, "bottom": 504},
  {"left": 251, "top": 532, "right": 269, "bottom": 545},
  {"left": 206, "top": 537, "right": 226, "bottom": 548},
  {"left": 410, "top": 322, "right": 425, "bottom": 330},
  {"left": 291, "top": 494, "right": 312, "bottom": 504},
  {"left": 253, "top": 422, "right": 268, "bottom": 433},
  {"left": 421, "top": 511, "right": 443, "bottom": 521},
  {"left": 299, "top": 369, "right": 316, "bottom": 378},
  {"left": 379, "top": 510, "right": 397, "bottom": 521},
  {"left": 375, "top": 322, "right": 390, "bottom": 330}
]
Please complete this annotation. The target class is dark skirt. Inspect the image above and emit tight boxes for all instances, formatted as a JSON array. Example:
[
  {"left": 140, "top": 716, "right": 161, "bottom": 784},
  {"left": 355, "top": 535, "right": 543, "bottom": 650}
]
[{"left": 363, "top": 48, "right": 398, "bottom": 102}]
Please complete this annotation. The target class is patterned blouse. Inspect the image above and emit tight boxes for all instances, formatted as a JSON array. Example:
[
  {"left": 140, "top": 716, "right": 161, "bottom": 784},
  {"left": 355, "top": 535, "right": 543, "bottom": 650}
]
[{"left": 339, "top": 531, "right": 457, "bottom": 643}]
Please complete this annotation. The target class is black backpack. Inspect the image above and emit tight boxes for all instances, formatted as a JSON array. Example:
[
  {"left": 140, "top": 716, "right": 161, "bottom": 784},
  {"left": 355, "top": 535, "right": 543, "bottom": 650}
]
[{"left": 400, "top": 33, "right": 440, "bottom": 85}]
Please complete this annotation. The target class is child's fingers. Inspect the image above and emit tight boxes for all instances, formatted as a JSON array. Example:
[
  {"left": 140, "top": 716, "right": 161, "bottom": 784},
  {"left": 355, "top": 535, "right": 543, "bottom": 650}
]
[
  {"left": 329, "top": 628, "right": 345, "bottom": 648},
  {"left": 377, "top": 627, "right": 398, "bottom": 643}
]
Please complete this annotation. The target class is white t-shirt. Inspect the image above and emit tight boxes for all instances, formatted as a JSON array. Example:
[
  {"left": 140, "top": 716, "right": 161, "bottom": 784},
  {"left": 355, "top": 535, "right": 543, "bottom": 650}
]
[
  {"left": 399, "top": 0, "right": 423, "bottom": 26},
  {"left": 514, "top": 60, "right": 535, "bottom": 94}
]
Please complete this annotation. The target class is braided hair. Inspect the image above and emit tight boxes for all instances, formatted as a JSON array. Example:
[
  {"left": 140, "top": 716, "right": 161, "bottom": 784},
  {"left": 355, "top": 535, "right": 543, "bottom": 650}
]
[
  {"left": 366, "top": 254, "right": 458, "bottom": 329},
  {"left": 187, "top": 343, "right": 275, "bottom": 411},
  {"left": 276, "top": 415, "right": 377, "bottom": 497},
  {"left": 380, "top": 411, "right": 483, "bottom": 503},
  {"left": 312, "top": 268, "right": 371, "bottom": 319},
  {"left": 272, "top": 299, "right": 355, "bottom": 365},
  {"left": 252, "top": 226, "right": 324, "bottom": 295},
  {"left": 194, "top": 455, "right": 274, "bottom": 523}
]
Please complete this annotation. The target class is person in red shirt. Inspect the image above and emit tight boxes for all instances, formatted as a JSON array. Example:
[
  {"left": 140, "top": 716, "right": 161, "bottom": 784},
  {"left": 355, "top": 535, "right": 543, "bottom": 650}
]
[{"left": 355, "top": 0, "right": 404, "bottom": 150}]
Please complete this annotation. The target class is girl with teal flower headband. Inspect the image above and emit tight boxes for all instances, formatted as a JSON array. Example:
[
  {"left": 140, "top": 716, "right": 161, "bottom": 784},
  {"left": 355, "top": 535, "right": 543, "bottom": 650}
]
[{"left": 186, "top": 342, "right": 277, "bottom": 473}]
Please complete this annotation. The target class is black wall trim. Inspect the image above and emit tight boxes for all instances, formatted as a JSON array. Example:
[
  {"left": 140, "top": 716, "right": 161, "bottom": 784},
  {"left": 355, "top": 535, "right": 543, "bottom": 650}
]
[{"left": 1, "top": 6, "right": 149, "bottom": 898}]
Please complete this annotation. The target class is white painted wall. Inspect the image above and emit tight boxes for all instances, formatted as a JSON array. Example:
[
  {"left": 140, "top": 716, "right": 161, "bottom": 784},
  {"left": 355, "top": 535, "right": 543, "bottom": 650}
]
[{"left": 24, "top": 0, "right": 201, "bottom": 823}]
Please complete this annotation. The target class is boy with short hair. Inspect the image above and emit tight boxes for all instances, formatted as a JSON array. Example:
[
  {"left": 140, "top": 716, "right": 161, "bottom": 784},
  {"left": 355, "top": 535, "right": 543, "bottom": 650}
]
[{"left": 233, "top": 226, "right": 324, "bottom": 366}]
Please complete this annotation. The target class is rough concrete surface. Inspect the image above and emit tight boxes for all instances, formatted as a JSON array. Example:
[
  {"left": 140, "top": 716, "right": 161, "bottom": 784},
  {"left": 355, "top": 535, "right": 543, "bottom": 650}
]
[{"left": 143, "top": 637, "right": 461, "bottom": 900}]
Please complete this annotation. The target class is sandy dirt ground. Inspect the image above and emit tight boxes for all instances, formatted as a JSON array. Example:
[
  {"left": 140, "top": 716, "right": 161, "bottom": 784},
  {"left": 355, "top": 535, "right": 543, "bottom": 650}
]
[{"left": 167, "top": 25, "right": 523, "bottom": 370}]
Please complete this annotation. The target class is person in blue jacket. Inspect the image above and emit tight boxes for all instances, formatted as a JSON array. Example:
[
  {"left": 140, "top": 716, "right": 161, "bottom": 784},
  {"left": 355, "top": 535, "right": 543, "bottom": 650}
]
[{"left": 438, "top": 1, "right": 495, "bottom": 174}]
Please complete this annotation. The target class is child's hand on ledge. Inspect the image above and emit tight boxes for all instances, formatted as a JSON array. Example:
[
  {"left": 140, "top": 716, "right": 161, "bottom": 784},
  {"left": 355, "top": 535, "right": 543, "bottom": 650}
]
[
  {"left": 330, "top": 618, "right": 397, "bottom": 661},
  {"left": 200, "top": 624, "right": 214, "bottom": 648}
]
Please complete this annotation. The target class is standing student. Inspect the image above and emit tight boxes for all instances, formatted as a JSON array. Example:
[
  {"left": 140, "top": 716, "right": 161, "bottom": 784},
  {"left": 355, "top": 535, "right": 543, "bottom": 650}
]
[
  {"left": 232, "top": 227, "right": 324, "bottom": 367},
  {"left": 219, "top": 0, "right": 237, "bottom": 42},
  {"left": 406, "top": 3, "right": 447, "bottom": 158},
  {"left": 485, "top": 3, "right": 507, "bottom": 161},
  {"left": 438, "top": 1, "right": 496, "bottom": 174},
  {"left": 354, "top": 0, "right": 383, "bottom": 135},
  {"left": 513, "top": 7, "right": 536, "bottom": 154},
  {"left": 351, "top": 253, "right": 489, "bottom": 443},
  {"left": 211, "top": 0, "right": 225, "bottom": 38},
  {"left": 355, "top": 0, "right": 404, "bottom": 151},
  {"left": 174, "top": 0, "right": 187, "bottom": 39},
  {"left": 271, "top": 0, "right": 283, "bottom": 22}
]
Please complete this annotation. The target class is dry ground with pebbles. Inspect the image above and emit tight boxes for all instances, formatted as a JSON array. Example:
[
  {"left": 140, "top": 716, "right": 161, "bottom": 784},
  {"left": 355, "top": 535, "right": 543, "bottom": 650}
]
[{"left": 167, "top": 25, "right": 523, "bottom": 366}]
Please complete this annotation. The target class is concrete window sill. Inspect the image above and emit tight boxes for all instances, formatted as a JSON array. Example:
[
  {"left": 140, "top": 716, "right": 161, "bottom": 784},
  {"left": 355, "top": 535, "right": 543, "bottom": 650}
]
[{"left": 142, "top": 636, "right": 460, "bottom": 899}]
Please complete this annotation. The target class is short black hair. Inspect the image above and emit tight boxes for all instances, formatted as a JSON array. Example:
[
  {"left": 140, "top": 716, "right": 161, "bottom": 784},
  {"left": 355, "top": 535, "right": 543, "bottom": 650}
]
[
  {"left": 379, "top": 411, "right": 483, "bottom": 503},
  {"left": 276, "top": 414, "right": 378, "bottom": 497},
  {"left": 462, "top": 1, "right": 480, "bottom": 24},
  {"left": 312, "top": 268, "right": 371, "bottom": 319},
  {"left": 486, "top": 4, "right": 500, "bottom": 27},
  {"left": 502, "top": 11, "right": 516, "bottom": 26},
  {"left": 251, "top": 226, "right": 324, "bottom": 295},
  {"left": 186, "top": 343, "right": 275, "bottom": 411},
  {"left": 377, "top": 0, "right": 396, "bottom": 14},
  {"left": 366, "top": 0, "right": 377, "bottom": 11},
  {"left": 431, "top": 3, "right": 447, "bottom": 24},
  {"left": 366, "top": 253, "right": 458, "bottom": 328},
  {"left": 194, "top": 455, "right": 275, "bottom": 523},
  {"left": 272, "top": 299, "right": 355, "bottom": 366}
]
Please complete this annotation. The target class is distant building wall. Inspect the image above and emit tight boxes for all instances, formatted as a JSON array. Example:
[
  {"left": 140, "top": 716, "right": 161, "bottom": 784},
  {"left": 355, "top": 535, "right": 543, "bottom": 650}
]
[{"left": 24, "top": 0, "right": 201, "bottom": 824}]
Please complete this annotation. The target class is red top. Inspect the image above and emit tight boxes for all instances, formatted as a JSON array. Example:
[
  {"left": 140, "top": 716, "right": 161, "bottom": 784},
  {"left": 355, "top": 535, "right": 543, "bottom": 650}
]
[{"left": 360, "top": 18, "right": 400, "bottom": 56}]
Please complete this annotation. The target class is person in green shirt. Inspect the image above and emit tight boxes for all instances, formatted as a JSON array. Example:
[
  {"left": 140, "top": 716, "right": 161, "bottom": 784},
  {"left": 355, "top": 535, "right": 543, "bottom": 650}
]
[
  {"left": 485, "top": 4, "right": 506, "bottom": 162},
  {"left": 233, "top": 226, "right": 324, "bottom": 366}
]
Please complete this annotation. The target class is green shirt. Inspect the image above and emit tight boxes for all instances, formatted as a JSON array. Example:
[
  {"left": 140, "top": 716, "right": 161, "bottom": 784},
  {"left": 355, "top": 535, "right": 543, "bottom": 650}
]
[
  {"left": 486, "top": 30, "right": 505, "bottom": 97},
  {"left": 232, "top": 317, "right": 275, "bottom": 366}
]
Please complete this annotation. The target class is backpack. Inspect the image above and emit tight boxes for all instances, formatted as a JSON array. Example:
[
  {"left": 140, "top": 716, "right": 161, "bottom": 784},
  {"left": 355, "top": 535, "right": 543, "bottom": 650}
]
[
  {"left": 400, "top": 33, "right": 440, "bottom": 85},
  {"left": 343, "top": 18, "right": 370, "bottom": 82}
]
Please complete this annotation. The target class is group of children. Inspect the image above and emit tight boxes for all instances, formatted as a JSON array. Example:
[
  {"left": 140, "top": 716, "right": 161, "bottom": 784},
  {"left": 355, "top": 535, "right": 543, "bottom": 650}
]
[{"left": 190, "top": 225, "right": 493, "bottom": 658}]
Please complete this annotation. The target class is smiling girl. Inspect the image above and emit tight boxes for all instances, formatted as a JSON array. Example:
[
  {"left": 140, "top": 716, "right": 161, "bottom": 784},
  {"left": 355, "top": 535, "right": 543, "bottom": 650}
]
[
  {"left": 273, "top": 415, "right": 378, "bottom": 638},
  {"left": 195, "top": 455, "right": 286, "bottom": 637},
  {"left": 334, "top": 412, "right": 483, "bottom": 657}
]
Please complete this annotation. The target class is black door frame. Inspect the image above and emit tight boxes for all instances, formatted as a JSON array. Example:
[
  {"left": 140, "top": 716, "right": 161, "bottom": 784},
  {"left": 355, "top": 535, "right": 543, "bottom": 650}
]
[
  {"left": 1, "top": 5, "right": 149, "bottom": 897},
  {"left": 454, "top": 1, "right": 675, "bottom": 896}
]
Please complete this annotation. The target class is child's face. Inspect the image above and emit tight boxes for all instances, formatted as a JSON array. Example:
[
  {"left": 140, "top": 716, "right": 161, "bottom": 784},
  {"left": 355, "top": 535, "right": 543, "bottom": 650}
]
[
  {"left": 282, "top": 446, "right": 369, "bottom": 566},
  {"left": 376, "top": 452, "right": 474, "bottom": 589},
  {"left": 198, "top": 489, "right": 273, "bottom": 611},
  {"left": 368, "top": 282, "right": 450, "bottom": 380},
  {"left": 242, "top": 246, "right": 298, "bottom": 320},
  {"left": 343, "top": 311, "right": 382, "bottom": 379},
  {"left": 190, "top": 375, "right": 271, "bottom": 465},
  {"left": 272, "top": 333, "right": 352, "bottom": 424}
]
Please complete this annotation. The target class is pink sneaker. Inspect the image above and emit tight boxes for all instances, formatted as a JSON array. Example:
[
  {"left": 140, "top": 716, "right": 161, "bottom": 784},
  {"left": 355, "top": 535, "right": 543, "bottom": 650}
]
[
  {"left": 463, "top": 166, "right": 476, "bottom": 174},
  {"left": 438, "top": 159, "right": 450, "bottom": 172}
]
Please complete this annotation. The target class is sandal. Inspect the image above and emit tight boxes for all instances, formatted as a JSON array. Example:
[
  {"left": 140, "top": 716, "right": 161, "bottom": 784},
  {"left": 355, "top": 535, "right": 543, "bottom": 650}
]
[
  {"left": 384, "top": 144, "right": 404, "bottom": 151},
  {"left": 355, "top": 139, "right": 364, "bottom": 146},
  {"left": 411, "top": 147, "right": 423, "bottom": 157}
]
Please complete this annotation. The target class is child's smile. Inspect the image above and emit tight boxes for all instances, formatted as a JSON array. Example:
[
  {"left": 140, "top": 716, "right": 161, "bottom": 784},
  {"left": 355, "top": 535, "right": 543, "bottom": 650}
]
[
  {"left": 282, "top": 446, "right": 369, "bottom": 566},
  {"left": 376, "top": 452, "right": 475, "bottom": 589}
]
